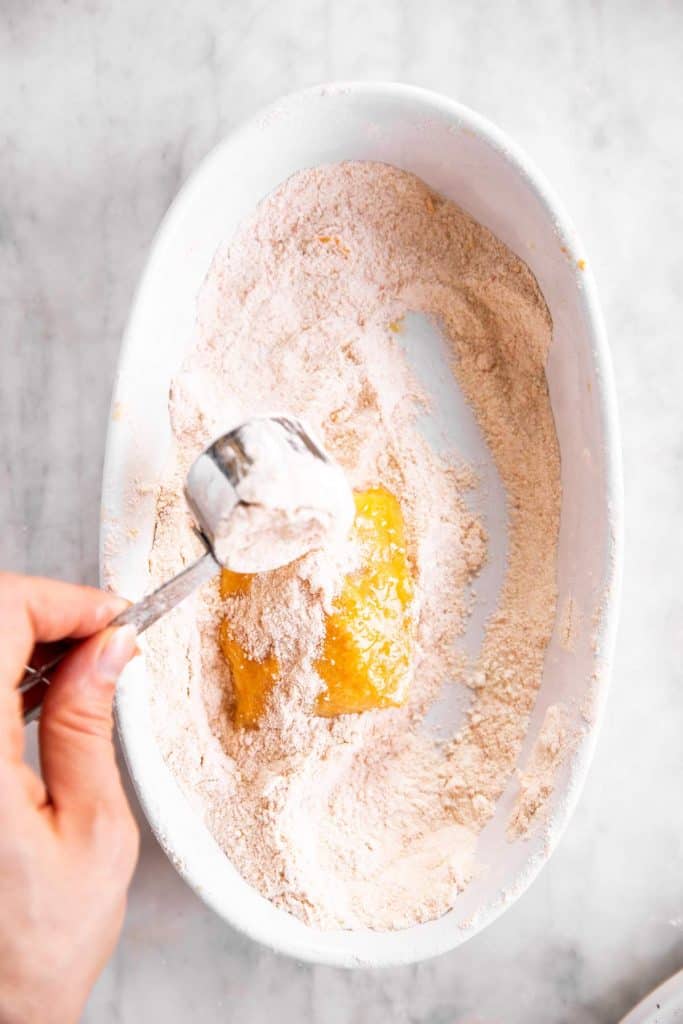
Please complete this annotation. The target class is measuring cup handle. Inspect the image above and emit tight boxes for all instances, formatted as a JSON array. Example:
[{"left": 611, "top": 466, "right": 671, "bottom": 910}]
[{"left": 20, "top": 550, "right": 218, "bottom": 725}]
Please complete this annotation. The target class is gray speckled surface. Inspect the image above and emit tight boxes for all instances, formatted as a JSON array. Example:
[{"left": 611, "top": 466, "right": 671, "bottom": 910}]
[{"left": 1, "top": 1, "right": 682, "bottom": 1021}]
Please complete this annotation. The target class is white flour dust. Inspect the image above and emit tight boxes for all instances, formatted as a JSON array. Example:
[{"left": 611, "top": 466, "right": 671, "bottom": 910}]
[
  {"left": 143, "top": 162, "right": 562, "bottom": 930},
  {"left": 190, "top": 417, "right": 355, "bottom": 574}
]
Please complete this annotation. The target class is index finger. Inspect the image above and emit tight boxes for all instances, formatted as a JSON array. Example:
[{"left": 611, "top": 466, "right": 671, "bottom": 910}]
[{"left": 0, "top": 574, "right": 127, "bottom": 761}]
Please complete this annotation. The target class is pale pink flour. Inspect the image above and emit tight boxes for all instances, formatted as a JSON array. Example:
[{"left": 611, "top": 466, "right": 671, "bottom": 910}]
[
  {"left": 143, "top": 162, "right": 562, "bottom": 930},
  {"left": 508, "top": 705, "right": 574, "bottom": 839}
]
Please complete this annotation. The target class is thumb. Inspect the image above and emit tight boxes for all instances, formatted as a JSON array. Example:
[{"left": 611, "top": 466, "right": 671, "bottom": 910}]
[{"left": 39, "top": 625, "right": 137, "bottom": 820}]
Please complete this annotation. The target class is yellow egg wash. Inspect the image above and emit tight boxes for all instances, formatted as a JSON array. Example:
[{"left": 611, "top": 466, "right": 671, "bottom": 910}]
[
  {"left": 218, "top": 570, "right": 278, "bottom": 729},
  {"left": 218, "top": 487, "right": 414, "bottom": 725},
  {"left": 315, "top": 487, "right": 414, "bottom": 715}
]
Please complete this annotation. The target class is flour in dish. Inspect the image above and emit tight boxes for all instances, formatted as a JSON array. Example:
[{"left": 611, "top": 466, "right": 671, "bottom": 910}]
[{"left": 143, "top": 162, "right": 561, "bottom": 930}]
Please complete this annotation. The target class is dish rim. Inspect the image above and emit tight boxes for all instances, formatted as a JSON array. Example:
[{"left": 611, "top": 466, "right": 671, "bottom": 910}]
[{"left": 101, "top": 80, "right": 624, "bottom": 967}]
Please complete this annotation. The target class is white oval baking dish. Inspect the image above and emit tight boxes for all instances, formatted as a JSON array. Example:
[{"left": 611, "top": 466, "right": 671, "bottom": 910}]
[{"left": 101, "top": 82, "right": 622, "bottom": 967}]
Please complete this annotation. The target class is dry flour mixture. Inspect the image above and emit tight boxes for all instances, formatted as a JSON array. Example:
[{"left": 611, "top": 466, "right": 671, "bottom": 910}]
[{"left": 144, "top": 162, "right": 562, "bottom": 930}]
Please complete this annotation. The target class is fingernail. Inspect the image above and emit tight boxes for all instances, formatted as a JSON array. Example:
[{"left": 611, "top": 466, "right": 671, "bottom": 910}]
[
  {"left": 94, "top": 595, "right": 131, "bottom": 627},
  {"left": 97, "top": 625, "right": 138, "bottom": 681}
]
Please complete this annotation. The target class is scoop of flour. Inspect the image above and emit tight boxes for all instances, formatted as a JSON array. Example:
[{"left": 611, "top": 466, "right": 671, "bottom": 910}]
[{"left": 211, "top": 419, "right": 355, "bottom": 574}]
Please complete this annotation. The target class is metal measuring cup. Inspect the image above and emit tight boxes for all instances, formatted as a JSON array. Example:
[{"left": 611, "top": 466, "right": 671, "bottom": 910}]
[{"left": 20, "top": 416, "right": 352, "bottom": 723}]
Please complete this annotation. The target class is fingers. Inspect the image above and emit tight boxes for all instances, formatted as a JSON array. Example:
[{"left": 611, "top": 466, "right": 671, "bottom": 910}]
[
  {"left": 0, "top": 573, "right": 128, "bottom": 690},
  {"left": 0, "top": 575, "right": 128, "bottom": 763},
  {"left": 39, "top": 625, "right": 138, "bottom": 825}
]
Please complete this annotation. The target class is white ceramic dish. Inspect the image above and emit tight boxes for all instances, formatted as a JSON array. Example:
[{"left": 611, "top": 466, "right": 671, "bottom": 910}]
[
  {"left": 101, "top": 82, "right": 622, "bottom": 967},
  {"left": 619, "top": 969, "right": 683, "bottom": 1024}
]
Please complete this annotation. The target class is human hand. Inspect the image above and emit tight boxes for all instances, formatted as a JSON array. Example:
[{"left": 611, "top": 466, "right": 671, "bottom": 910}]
[{"left": 0, "top": 575, "right": 139, "bottom": 1024}]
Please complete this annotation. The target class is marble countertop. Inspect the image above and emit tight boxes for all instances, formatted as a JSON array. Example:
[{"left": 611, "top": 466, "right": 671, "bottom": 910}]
[{"left": 2, "top": 1, "right": 682, "bottom": 1021}]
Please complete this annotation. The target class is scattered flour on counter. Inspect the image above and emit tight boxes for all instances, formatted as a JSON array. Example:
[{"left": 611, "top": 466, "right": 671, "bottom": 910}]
[{"left": 142, "top": 161, "right": 561, "bottom": 930}]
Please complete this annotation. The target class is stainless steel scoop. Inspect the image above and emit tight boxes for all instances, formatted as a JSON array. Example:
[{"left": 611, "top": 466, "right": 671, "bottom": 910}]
[{"left": 21, "top": 416, "right": 349, "bottom": 724}]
